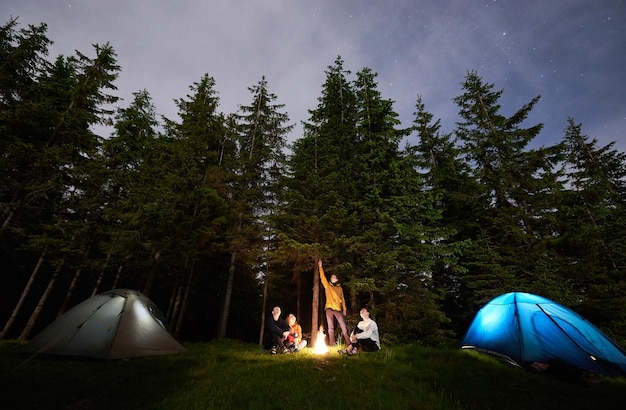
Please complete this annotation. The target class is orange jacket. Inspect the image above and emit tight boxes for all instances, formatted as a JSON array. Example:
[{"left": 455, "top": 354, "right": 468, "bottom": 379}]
[
  {"left": 320, "top": 265, "right": 347, "bottom": 314},
  {"left": 289, "top": 322, "right": 303, "bottom": 344}
]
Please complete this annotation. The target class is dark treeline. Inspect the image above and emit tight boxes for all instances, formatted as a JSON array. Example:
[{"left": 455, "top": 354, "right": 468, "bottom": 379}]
[{"left": 2, "top": 19, "right": 625, "bottom": 347}]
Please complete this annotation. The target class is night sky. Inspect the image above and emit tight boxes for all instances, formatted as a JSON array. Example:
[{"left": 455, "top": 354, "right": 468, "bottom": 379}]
[{"left": 4, "top": 0, "right": 625, "bottom": 152}]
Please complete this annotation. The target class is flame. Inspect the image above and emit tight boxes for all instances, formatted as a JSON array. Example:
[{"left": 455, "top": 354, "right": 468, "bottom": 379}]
[{"left": 313, "top": 326, "right": 329, "bottom": 354}]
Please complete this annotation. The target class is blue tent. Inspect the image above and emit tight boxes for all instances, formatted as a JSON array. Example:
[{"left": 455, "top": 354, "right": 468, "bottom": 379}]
[{"left": 460, "top": 292, "right": 626, "bottom": 376}]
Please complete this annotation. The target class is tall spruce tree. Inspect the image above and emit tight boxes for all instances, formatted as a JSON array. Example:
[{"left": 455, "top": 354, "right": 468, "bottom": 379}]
[
  {"left": 159, "top": 74, "right": 231, "bottom": 337},
  {"left": 217, "top": 76, "right": 292, "bottom": 339},
  {"left": 100, "top": 89, "right": 164, "bottom": 288},
  {"left": 555, "top": 118, "right": 626, "bottom": 341},
  {"left": 349, "top": 68, "right": 449, "bottom": 340},
  {"left": 275, "top": 57, "right": 358, "bottom": 340},
  {"left": 410, "top": 95, "right": 472, "bottom": 334},
  {"left": 452, "top": 71, "right": 564, "bottom": 309},
  {"left": 1, "top": 20, "right": 55, "bottom": 337},
  {"left": 16, "top": 43, "right": 119, "bottom": 338},
  {"left": 279, "top": 59, "right": 451, "bottom": 341},
  {"left": 1, "top": 26, "right": 120, "bottom": 338},
  {"left": 0, "top": 20, "right": 52, "bottom": 236}
]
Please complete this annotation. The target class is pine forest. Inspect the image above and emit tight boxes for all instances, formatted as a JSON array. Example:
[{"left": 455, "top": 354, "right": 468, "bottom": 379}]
[{"left": 2, "top": 19, "right": 625, "bottom": 348}]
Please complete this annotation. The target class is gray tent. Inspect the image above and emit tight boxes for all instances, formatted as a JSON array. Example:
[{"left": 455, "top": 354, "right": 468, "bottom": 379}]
[{"left": 21, "top": 289, "right": 185, "bottom": 359}]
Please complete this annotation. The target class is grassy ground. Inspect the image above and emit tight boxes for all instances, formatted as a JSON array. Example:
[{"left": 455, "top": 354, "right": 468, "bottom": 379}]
[{"left": 2, "top": 339, "right": 626, "bottom": 409}]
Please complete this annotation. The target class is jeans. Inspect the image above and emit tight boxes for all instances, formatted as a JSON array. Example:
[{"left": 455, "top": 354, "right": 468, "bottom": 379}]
[{"left": 325, "top": 308, "right": 350, "bottom": 346}]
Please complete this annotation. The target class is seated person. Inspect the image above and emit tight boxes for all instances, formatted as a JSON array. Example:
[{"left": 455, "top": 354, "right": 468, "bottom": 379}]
[
  {"left": 262, "top": 306, "right": 291, "bottom": 354},
  {"left": 286, "top": 313, "right": 308, "bottom": 352},
  {"left": 339, "top": 307, "right": 381, "bottom": 355}
]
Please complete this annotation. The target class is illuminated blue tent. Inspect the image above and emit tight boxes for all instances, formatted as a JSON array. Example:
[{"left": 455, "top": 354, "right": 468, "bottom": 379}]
[{"left": 460, "top": 292, "right": 626, "bottom": 376}]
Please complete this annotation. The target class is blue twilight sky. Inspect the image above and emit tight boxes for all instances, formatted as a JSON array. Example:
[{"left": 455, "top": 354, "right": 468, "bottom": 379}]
[{"left": 3, "top": 0, "right": 625, "bottom": 152}]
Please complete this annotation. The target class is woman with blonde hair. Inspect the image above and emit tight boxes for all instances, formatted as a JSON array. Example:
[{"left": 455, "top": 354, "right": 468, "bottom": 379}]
[{"left": 286, "top": 313, "right": 307, "bottom": 352}]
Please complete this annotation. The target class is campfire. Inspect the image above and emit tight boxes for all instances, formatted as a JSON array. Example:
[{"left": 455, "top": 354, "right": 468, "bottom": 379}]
[{"left": 313, "top": 326, "right": 329, "bottom": 354}]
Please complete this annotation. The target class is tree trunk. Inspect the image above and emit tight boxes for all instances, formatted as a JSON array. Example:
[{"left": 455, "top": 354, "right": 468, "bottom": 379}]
[
  {"left": 1, "top": 194, "right": 19, "bottom": 232},
  {"left": 58, "top": 244, "right": 91, "bottom": 315},
  {"left": 18, "top": 261, "right": 64, "bottom": 340},
  {"left": 295, "top": 268, "right": 302, "bottom": 321},
  {"left": 350, "top": 285, "right": 358, "bottom": 313},
  {"left": 166, "top": 276, "right": 181, "bottom": 325},
  {"left": 111, "top": 264, "right": 123, "bottom": 289},
  {"left": 312, "top": 260, "right": 320, "bottom": 343},
  {"left": 217, "top": 250, "right": 237, "bottom": 339},
  {"left": 91, "top": 253, "right": 111, "bottom": 296},
  {"left": 174, "top": 265, "right": 194, "bottom": 338},
  {"left": 1, "top": 209, "right": 14, "bottom": 232},
  {"left": 1, "top": 248, "right": 47, "bottom": 339},
  {"left": 142, "top": 251, "right": 159, "bottom": 297},
  {"left": 259, "top": 261, "right": 269, "bottom": 346}
]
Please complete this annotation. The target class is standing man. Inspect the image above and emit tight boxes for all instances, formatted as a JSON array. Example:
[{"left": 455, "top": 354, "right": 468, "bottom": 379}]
[{"left": 318, "top": 259, "right": 350, "bottom": 346}]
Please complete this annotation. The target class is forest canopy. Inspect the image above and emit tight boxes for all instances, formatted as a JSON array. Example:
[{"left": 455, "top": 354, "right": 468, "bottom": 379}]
[{"left": 2, "top": 19, "right": 625, "bottom": 347}]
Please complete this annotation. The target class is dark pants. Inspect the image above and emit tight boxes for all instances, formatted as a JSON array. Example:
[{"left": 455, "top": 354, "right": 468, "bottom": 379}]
[
  {"left": 350, "top": 325, "right": 380, "bottom": 352},
  {"left": 325, "top": 308, "right": 350, "bottom": 346},
  {"left": 263, "top": 333, "right": 287, "bottom": 350},
  {"left": 350, "top": 338, "right": 380, "bottom": 352}
]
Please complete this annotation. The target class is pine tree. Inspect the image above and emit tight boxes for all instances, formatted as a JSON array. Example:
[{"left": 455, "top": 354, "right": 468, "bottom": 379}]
[
  {"left": 278, "top": 59, "right": 451, "bottom": 341},
  {"left": 100, "top": 89, "right": 164, "bottom": 288},
  {"left": 348, "top": 68, "right": 449, "bottom": 340},
  {"left": 153, "top": 74, "right": 231, "bottom": 333},
  {"left": 555, "top": 118, "right": 626, "bottom": 341},
  {"left": 1, "top": 31, "right": 120, "bottom": 338},
  {"left": 217, "top": 76, "right": 292, "bottom": 339},
  {"left": 275, "top": 57, "right": 358, "bottom": 340},
  {"left": 452, "top": 71, "right": 564, "bottom": 307},
  {"left": 1, "top": 21, "right": 56, "bottom": 337},
  {"left": 410, "top": 95, "right": 472, "bottom": 335}
]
